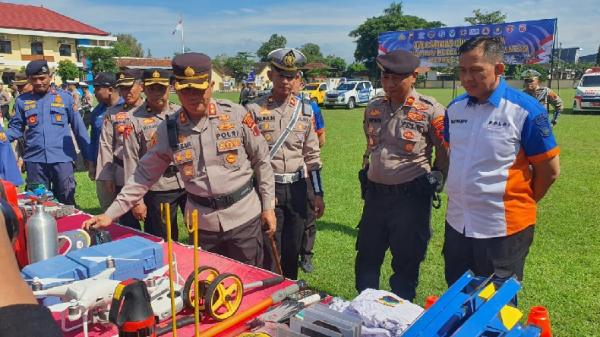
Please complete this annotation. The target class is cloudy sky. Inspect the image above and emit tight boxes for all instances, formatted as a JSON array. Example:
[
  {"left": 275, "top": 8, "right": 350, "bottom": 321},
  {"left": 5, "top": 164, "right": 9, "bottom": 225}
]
[{"left": 10, "top": 0, "right": 600, "bottom": 62}]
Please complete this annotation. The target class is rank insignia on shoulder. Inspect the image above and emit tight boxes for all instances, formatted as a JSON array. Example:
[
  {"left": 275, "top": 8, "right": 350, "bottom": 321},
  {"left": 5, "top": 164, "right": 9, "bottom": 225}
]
[
  {"left": 289, "top": 96, "right": 297, "bottom": 107},
  {"left": 405, "top": 96, "right": 415, "bottom": 107},
  {"left": 208, "top": 103, "right": 217, "bottom": 116}
]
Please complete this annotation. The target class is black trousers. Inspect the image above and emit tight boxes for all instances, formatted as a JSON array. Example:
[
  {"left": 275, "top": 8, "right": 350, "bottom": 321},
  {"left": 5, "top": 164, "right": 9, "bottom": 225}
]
[
  {"left": 200, "top": 216, "right": 263, "bottom": 267},
  {"left": 263, "top": 180, "right": 308, "bottom": 279},
  {"left": 355, "top": 175, "right": 433, "bottom": 301},
  {"left": 115, "top": 185, "right": 140, "bottom": 230},
  {"left": 301, "top": 179, "right": 317, "bottom": 259},
  {"left": 143, "top": 189, "right": 186, "bottom": 241},
  {"left": 443, "top": 222, "right": 535, "bottom": 287}
]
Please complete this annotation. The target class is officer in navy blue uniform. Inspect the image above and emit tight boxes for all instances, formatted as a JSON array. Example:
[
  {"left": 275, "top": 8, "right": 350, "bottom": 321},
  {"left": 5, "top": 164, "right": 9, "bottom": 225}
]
[
  {"left": 0, "top": 124, "right": 23, "bottom": 186},
  {"left": 6, "top": 60, "right": 91, "bottom": 205}
]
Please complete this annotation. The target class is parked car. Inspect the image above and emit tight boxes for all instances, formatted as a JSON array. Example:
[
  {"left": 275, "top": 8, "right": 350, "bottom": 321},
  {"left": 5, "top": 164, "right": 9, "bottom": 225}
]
[
  {"left": 573, "top": 67, "right": 600, "bottom": 112},
  {"left": 325, "top": 80, "right": 375, "bottom": 109},
  {"left": 302, "top": 82, "right": 328, "bottom": 105}
]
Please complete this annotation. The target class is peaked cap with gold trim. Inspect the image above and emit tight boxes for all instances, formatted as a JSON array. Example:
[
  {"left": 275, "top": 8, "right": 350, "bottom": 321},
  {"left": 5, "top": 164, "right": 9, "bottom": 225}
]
[
  {"left": 172, "top": 52, "right": 211, "bottom": 90},
  {"left": 142, "top": 68, "right": 172, "bottom": 86},
  {"left": 115, "top": 69, "right": 142, "bottom": 87}
]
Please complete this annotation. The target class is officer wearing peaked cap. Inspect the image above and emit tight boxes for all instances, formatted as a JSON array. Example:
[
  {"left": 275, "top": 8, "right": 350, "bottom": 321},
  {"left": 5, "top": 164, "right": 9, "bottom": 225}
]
[
  {"left": 121, "top": 69, "right": 186, "bottom": 241},
  {"left": 5, "top": 60, "right": 92, "bottom": 205},
  {"left": 246, "top": 48, "right": 325, "bottom": 279},
  {"left": 355, "top": 50, "right": 449, "bottom": 301},
  {"left": 84, "top": 53, "right": 276, "bottom": 267},
  {"left": 522, "top": 69, "right": 562, "bottom": 125},
  {"left": 96, "top": 68, "right": 145, "bottom": 230}
]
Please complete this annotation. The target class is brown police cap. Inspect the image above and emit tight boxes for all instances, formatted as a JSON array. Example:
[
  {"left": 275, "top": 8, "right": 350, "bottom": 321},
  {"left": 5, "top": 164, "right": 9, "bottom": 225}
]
[
  {"left": 115, "top": 69, "right": 143, "bottom": 87},
  {"left": 172, "top": 53, "right": 211, "bottom": 90},
  {"left": 376, "top": 50, "right": 420, "bottom": 75},
  {"left": 142, "top": 68, "right": 172, "bottom": 86}
]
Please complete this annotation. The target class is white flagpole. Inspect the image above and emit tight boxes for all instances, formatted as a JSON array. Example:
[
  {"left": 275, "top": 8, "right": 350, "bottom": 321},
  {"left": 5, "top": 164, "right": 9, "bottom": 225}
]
[{"left": 180, "top": 19, "right": 185, "bottom": 53}]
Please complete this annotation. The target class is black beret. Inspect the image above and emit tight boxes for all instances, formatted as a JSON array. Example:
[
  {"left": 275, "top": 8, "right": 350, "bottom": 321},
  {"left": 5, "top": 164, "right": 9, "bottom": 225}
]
[
  {"left": 376, "top": 50, "right": 420, "bottom": 75},
  {"left": 25, "top": 60, "right": 50, "bottom": 76},
  {"left": 142, "top": 68, "right": 172, "bottom": 86},
  {"left": 172, "top": 52, "right": 211, "bottom": 90},
  {"left": 92, "top": 72, "right": 116, "bottom": 87}
]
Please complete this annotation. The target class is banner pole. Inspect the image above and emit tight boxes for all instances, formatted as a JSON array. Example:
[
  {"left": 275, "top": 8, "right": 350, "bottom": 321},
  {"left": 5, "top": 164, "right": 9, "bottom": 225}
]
[{"left": 548, "top": 19, "right": 558, "bottom": 91}]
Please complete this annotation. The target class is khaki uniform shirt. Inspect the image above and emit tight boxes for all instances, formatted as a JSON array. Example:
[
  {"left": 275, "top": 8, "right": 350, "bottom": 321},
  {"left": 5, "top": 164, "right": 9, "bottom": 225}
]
[
  {"left": 364, "top": 90, "right": 449, "bottom": 185},
  {"left": 105, "top": 98, "right": 275, "bottom": 232},
  {"left": 96, "top": 99, "right": 144, "bottom": 186},
  {"left": 246, "top": 95, "right": 322, "bottom": 174},
  {"left": 123, "top": 101, "right": 184, "bottom": 192}
]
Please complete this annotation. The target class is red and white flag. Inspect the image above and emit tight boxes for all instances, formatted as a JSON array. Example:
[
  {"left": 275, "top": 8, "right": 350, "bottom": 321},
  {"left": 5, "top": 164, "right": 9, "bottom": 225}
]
[{"left": 172, "top": 18, "right": 183, "bottom": 35}]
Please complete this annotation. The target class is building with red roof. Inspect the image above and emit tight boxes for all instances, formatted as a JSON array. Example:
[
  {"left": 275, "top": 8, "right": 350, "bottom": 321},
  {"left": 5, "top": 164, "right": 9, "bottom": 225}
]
[{"left": 0, "top": 2, "right": 116, "bottom": 83}]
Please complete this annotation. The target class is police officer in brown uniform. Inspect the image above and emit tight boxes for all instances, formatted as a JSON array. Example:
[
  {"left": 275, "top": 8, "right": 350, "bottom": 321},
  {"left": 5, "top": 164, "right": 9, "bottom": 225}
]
[
  {"left": 84, "top": 53, "right": 276, "bottom": 266},
  {"left": 95, "top": 69, "right": 145, "bottom": 229},
  {"left": 355, "top": 50, "right": 449, "bottom": 301},
  {"left": 246, "top": 48, "right": 324, "bottom": 279},
  {"left": 522, "top": 69, "right": 563, "bottom": 125},
  {"left": 122, "top": 68, "right": 186, "bottom": 240}
]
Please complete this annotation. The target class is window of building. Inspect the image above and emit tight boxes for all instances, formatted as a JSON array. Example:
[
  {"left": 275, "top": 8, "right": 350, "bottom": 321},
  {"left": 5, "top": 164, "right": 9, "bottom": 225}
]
[
  {"left": 59, "top": 44, "right": 72, "bottom": 56},
  {"left": 0, "top": 40, "right": 11, "bottom": 54},
  {"left": 31, "top": 41, "right": 43, "bottom": 55}
]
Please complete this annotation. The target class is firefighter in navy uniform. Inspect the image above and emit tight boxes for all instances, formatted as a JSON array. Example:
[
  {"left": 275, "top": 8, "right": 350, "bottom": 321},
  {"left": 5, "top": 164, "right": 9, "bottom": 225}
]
[
  {"left": 522, "top": 69, "right": 563, "bottom": 125},
  {"left": 6, "top": 60, "right": 91, "bottom": 205},
  {"left": 122, "top": 69, "right": 186, "bottom": 240},
  {"left": 355, "top": 50, "right": 449, "bottom": 301},
  {"left": 246, "top": 48, "right": 325, "bottom": 279},
  {"left": 84, "top": 53, "right": 276, "bottom": 267},
  {"left": 95, "top": 69, "right": 145, "bottom": 229}
]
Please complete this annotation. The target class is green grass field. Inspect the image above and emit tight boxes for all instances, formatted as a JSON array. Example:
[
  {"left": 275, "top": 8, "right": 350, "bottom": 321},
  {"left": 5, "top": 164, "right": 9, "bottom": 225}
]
[{"left": 71, "top": 88, "right": 600, "bottom": 336}]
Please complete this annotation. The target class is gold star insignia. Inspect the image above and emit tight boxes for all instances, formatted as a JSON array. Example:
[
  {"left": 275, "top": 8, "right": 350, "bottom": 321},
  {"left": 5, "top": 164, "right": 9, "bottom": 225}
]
[{"left": 152, "top": 71, "right": 160, "bottom": 78}]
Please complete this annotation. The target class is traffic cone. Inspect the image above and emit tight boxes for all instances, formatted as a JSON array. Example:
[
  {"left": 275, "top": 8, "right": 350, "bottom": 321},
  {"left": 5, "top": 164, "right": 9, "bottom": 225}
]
[
  {"left": 424, "top": 295, "right": 439, "bottom": 310},
  {"left": 526, "top": 306, "right": 552, "bottom": 337}
]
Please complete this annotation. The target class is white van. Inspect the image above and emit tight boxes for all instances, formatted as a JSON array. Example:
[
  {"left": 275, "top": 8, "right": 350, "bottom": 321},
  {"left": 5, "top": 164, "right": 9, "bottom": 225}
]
[{"left": 573, "top": 67, "right": 600, "bottom": 112}]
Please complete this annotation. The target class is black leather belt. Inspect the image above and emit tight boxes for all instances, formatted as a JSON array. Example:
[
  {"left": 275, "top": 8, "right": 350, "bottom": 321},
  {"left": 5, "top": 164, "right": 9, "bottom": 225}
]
[
  {"left": 188, "top": 178, "right": 254, "bottom": 210},
  {"left": 113, "top": 156, "right": 124, "bottom": 167},
  {"left": 366, "top": 174, "right": 429, "bottom": 194},
  {"left": 163, "top": 165, "right": 178, "bottom": 178}
]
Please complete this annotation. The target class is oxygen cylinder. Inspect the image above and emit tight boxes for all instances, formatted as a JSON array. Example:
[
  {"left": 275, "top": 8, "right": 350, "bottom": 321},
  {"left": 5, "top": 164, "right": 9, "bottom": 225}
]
[{"left": 26, "top": 205, "right": 58, "bottom": 263}]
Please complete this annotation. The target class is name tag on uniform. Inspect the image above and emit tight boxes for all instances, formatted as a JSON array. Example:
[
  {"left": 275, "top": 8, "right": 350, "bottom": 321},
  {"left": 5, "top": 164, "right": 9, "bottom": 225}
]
[
  {"left": 51, "top": 103, "right": 65, "bottom": 107},
  {"left": 24, "top": 103, "right": 37, "bottom": 111},
  {"left": 217, "top": 138, "right": 242, "bottom": 152}
]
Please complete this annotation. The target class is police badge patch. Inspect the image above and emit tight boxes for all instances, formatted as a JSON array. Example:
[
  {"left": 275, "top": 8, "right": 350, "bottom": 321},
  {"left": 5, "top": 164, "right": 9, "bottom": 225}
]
[{"left": 534, "top": 113, "right": 551, "bottom": 137}]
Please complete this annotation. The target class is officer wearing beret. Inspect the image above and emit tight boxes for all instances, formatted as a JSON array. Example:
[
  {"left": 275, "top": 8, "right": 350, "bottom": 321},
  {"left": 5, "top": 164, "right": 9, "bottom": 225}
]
[
  {"left": 121, "top": 69, "right": 185, "bottom": 240},
  {"left": 5, "top": 60, "right": 92, "bottom": 205},
  {"left": 84, "top": 53, "right": 276, "bottom": 267},
  {"left": 88, "top": 72, "right": 124, "bottom": 211},
  {"left": 246, "top": 48, "right": 325, "bottom": 279},
  {"left": 96, "top": 69, "right": 145, "bottom": 229},
  {"left": 522, "top": 69, "right": 563, "bottom": 125},
  {"left": 355, "top": 50, "right": 449, "bottom": 301}
]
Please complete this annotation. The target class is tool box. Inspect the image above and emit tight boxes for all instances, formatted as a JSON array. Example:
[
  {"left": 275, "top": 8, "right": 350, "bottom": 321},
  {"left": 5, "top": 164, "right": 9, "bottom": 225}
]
[{"left": 22, "top": 237, "right": 163, "bottom": 286}]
